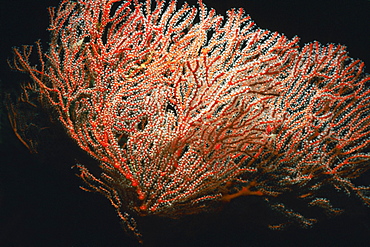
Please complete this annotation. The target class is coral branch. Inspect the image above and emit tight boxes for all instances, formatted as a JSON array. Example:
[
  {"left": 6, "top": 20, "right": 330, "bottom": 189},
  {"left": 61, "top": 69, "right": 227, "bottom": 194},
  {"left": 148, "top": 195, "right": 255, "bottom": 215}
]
[{"left": 8, "top": 0, "right": 370, "bottom": 243}]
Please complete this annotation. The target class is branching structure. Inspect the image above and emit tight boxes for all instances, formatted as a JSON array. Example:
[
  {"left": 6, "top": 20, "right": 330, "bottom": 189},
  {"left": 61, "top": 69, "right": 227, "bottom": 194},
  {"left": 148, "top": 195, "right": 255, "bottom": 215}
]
[{"left": 9, "top": 0, "right": 370, "bottom": 243}]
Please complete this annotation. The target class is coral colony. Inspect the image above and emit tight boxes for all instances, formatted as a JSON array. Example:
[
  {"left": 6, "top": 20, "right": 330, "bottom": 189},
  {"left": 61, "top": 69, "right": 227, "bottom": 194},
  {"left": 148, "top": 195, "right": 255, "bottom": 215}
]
[{"left": 9, "top": 0, "right": 370, "bottom": 243}]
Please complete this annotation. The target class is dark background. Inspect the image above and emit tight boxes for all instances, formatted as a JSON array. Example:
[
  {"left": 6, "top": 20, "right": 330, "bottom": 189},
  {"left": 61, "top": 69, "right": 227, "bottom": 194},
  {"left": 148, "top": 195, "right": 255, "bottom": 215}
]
[{"left": 1, "top": 0, "right": 370, "bottom": 246}]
